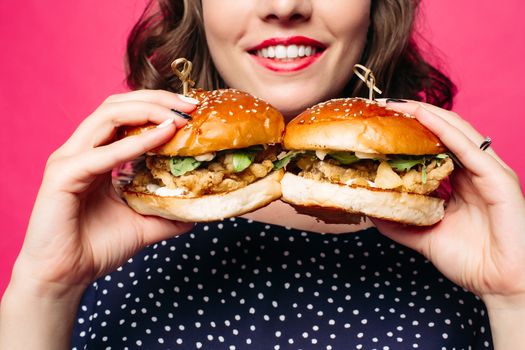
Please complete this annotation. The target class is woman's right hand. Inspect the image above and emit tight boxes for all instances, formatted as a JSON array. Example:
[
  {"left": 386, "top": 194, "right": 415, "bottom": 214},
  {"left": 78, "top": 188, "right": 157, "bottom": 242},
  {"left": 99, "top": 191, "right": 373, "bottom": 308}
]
[{"left": 9, "top": 90, "right": 198, "bottom": 296}]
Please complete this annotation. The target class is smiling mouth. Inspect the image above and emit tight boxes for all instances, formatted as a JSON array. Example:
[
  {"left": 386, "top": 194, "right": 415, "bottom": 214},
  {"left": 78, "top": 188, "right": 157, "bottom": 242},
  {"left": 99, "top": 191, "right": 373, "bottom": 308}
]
[
  {"left": 249, "top": 44, "right": 323, "bottom": 61},
  {"left": 247, "top": 36, "right": 326, "bottom": 71}
]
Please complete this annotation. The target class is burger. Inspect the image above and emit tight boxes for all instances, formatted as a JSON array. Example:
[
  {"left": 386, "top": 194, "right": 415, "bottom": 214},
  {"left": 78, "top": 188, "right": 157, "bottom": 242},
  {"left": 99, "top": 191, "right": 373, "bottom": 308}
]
[
  {"left": 119, "top": 88, "right": 285, "bottom": 222},
  {"left": 278, "top": 98, "right": 454, "bottom": 226}
]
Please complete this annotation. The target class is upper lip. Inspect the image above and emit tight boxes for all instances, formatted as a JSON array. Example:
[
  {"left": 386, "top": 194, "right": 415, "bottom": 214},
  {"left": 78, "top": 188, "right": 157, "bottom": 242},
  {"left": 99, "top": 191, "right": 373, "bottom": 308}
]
[{"left": 247, "top": 36, "right": 327, "bottom": 52}]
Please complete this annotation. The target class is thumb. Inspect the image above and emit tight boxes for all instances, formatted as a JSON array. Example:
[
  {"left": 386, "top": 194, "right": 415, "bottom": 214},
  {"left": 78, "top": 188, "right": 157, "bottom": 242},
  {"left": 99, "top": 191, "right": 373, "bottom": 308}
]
[
  {"left": 371, "top": 218, "right": 433, "bottom": 258},
  {"left": 138, "top": 215, "right": 195, "bottom": 247}
]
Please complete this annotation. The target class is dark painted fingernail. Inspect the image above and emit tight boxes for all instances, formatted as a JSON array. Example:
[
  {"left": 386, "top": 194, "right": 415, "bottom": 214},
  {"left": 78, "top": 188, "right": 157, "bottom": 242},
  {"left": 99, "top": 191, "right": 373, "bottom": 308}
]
[
  {"left": 386, "top": 98, "right": 407, "bottom": 103},
  {"left": 171, "top": 109, "right": 192, "bottom": 120}
]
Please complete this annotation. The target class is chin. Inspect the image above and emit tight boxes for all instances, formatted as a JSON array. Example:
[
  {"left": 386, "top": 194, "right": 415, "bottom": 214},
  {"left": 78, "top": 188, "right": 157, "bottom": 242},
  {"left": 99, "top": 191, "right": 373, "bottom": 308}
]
[{"left": 250, "top": 85, "right": 336, "bottom": 120}]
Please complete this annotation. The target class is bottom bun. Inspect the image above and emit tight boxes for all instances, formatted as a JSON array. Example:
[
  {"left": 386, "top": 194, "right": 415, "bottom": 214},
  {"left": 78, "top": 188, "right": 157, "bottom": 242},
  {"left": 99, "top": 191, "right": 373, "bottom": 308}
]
[
  {"left": 281, "top": 173, "right": 444, "bottom": 226},
  {"left": 123, "top": 170, "right": 284, "bottom": 222}
]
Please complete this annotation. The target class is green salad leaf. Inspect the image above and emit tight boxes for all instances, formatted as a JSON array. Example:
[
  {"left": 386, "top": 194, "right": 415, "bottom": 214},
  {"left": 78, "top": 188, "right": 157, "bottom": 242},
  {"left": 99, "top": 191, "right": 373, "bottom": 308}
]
[
  {"left": 232, "top": 152, "right": 256, "bottom": 172},
  {"left": 273, "top": 151, "right": 303, "bottom": 170},
  {"left": 388, "top": 157, "right": 426, "bottom": 172},
  {"left": 421, "top": 164, "right": 427, "bottom": 184},
  {"left": 169, "top": 157, "right": 201, "bottom": 176},
  {"left": 329, "top": 151, "right": 360, "bottom": 165},
  {"left": 388, "top": 154, "right": 449, "bottom": 184}
]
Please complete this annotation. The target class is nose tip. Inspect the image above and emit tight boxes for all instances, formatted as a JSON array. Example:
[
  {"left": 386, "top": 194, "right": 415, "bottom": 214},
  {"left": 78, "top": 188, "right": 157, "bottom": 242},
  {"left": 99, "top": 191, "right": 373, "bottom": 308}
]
[
  {"left": 258, "top": 0, "right": 313, "bottom": 24},
  {"left": 266, "top": 12, "right": 308, "bottom": 23}
]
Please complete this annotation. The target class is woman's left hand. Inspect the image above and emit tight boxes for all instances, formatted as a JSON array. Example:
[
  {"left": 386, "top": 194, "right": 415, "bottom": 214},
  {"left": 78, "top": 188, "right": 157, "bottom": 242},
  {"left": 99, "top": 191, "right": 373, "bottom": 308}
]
[{"left": 372, "top": 100, "right": 525, "bottom": 305}]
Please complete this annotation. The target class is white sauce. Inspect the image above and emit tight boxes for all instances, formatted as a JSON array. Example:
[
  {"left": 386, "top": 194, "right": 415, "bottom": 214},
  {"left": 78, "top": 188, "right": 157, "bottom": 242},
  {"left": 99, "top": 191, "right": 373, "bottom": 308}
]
[
  {"left": 343, "top": 179, "right": 377, "bottom": 188},
  {"left": 146, "top": 184, "right": 160, "bottom": 193},
  {"left": 147, "top": 184, "right": 188, "bottom": 197},
  {"left": 315, "top": 150, "right": 328, "bottom": 160},
  {"left": 354, "top": 151, "right": 387, "bottom": 160},
  {"left": 194, "top": 153, "right": 216, "bottom": 162}
]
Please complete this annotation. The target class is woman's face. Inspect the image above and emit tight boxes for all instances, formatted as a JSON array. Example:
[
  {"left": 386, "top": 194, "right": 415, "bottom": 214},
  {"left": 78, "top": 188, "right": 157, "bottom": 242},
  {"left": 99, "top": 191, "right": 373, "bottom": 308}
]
[{"left": 202, "top": 0, "right": 371, "bottom": 118}]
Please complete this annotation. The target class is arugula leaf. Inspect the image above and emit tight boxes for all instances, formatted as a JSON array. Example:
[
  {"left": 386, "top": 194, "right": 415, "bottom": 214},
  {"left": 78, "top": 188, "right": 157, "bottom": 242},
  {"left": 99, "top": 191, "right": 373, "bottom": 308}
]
[
  {"left": 329, "top": 151, "right": 360, "bottom": 165},
  {"left": 273, "top": 151, "right": 303, "bottom": 170},
  {"left": 388, "top": 158, "right": 426, "bottom": 172},
  {"left": 232, "top": 152, "right": 256, "bottom": 172},
  {"left": 435, "top": 153, "right": 449, "bottom": 167},
  {"left": 389, "top": 154, "right": 448, "bottom": 184},
  {"left": 169, "top": 157, "right": 202, "bottom": 176}
]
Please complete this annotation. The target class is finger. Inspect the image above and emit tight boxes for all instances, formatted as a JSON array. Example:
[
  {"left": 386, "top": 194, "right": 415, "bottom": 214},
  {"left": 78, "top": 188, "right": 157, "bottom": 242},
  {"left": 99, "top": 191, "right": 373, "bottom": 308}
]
[
  {"left": 370, "top": 218, "right": 433, "bottom": 259},
  {"left": 53, "top": 123, "right": 176, "bottom": 193},
  {"left": 138, "top": 215, "right": 195, "bottom": 247},
  {"left": 85, "top": 122, "right": 176, "bottom": 175},
  {"left": 103, "top": 89, "right": 199, "bottom": 112},
  {"left": 393, "top": 103, "right": 502, "bottom": 178},
  {"left": 393, "top": 103, "right": 522, "bottom": 205},
  {"left": 382, "top": 100, "right": 484, "bottom": 141},
  {"left": 384, "top": 100, "right": 507, "bottom": 166},
  {"left": 64, "top": 102, "right": 188, "bottom": 152}
]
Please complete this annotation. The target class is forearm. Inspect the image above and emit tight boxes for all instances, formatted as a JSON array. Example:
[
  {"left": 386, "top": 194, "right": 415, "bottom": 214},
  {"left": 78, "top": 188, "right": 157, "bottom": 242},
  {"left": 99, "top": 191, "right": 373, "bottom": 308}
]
[
  {"left": 0, "top": 277, "right": 85, "bottom": 350},
  {"left": 484, "top": 294, "right": 525, "bottom": 350}
]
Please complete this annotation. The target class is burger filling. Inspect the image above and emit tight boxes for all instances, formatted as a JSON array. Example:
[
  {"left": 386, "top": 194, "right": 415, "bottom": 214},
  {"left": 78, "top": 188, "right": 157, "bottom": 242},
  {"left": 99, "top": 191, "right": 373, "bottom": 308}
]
[
  {"left": 281, "top": 150, "right": 454, "bottom": 195},
  {"left": 129, "top": 145, "right": 280, "bottom": 197}
]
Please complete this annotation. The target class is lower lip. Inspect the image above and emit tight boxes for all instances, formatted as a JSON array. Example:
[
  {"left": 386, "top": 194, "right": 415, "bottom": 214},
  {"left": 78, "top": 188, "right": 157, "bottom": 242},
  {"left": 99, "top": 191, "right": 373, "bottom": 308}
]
[{"left": 249, "top": 52, "right": 323, "bottom": 73}]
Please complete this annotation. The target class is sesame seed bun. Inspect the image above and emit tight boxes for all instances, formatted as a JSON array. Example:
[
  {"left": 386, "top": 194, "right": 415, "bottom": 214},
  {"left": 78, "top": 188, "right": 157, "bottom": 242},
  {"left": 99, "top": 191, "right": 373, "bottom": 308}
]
[
  {"left": 122, "top": 89, "right": 285, "bottom": 156},
  {"left": 281, "top": 173, "right": 445, "bottom": 226},
  {"left": 118, "top": 88, "right": 286, "bottom": 222},
  {"left": 280, "top": 97, "right": 451, "bottom": 226},
  {"left": 284, "top": 98, "right": 446, "bottom": 155}
]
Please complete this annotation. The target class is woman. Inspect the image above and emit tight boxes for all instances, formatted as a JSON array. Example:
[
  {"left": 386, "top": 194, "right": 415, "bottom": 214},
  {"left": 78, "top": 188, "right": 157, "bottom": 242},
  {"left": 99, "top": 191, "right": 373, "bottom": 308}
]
[{"left": 1, "top": 0, "right": 524, "bottom": 348}]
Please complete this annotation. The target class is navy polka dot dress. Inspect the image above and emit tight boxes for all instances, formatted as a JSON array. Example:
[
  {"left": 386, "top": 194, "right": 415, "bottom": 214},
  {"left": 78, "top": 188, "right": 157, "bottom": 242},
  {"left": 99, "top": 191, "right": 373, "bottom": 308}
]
[{"left": 71, "top": 218, "right": 493, "bottom": 349}]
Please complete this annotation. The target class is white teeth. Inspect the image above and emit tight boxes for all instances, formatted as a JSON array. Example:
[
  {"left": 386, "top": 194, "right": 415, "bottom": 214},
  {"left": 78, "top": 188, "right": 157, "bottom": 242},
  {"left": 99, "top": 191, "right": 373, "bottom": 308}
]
[
  {"left": 257, "top": 45, "right": 319, "bottom": 59},
  {"left": 298, "top": 45, "right": 306, "bottom": 57},
  {"left": 305, "top": 46, "right": 312, "bottom": 56},
  {"left": 275, "top": 45, "right": 287, "bottom": 59},
  {"left": 267, "top": 46, "right": 275, "bottom": 58},
  {"left": 286, "top": 45, "right": 298, "bottom": 58}
]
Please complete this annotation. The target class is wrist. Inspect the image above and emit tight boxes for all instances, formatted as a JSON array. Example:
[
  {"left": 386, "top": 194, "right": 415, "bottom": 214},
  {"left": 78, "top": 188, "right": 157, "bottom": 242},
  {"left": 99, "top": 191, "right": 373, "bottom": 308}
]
[
  {"left": 8, "top": 252, "right": 89, "bottom": 300},
  {"left": 482, "top": 292, "right": 525, "bottom": 312},
  {"left": 481, "top": 293, "right": 525, "bottom": 350},
  {"left": 0, "top": 280, "right": 84, "bottom": 350}
]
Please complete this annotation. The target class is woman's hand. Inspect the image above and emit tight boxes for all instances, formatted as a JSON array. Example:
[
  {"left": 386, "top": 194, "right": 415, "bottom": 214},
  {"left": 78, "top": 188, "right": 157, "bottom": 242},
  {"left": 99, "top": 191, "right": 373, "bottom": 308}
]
[
  {"left": 10, "top": 90, "right": 198, "bottom": 295},
  {"left": 373, "top": 100, "right": 525, "bottom": 298},
  {"left": 0, "top": 90, "right": 199, "bottom": 349},
  {"left": 372, "top": 100, "right": 525, "bottom": 348}
]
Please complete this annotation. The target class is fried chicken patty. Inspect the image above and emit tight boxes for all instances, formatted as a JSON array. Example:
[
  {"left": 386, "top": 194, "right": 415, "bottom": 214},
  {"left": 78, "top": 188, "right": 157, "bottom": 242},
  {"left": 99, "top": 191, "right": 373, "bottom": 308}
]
[
  {"left": 293, "top": 155, "right": 454, "bottom": 195},
  {"left": 129, "top": 147, "right": 279, "bottom": 197}
]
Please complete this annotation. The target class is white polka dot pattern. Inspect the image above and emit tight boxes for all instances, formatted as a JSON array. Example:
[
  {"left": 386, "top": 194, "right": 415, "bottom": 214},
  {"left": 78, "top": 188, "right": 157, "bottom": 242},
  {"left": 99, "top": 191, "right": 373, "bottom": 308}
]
[{"left": 72, "top": 218, "right": 493, "bottom": 349}]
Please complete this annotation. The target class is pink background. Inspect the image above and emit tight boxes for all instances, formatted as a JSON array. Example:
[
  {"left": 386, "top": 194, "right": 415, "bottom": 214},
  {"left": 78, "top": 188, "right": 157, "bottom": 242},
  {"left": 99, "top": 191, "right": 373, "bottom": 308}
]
[{"left": 1, "top": 1, "right": 524, "bottom": 296}]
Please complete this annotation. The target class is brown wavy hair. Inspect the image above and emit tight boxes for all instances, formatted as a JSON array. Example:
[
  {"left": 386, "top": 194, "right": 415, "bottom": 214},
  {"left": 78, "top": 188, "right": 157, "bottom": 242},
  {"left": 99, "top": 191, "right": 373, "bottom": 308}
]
[{"left": 126, "top": 0, "right": 456, "bottom": 109}]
